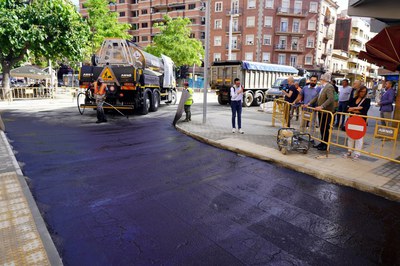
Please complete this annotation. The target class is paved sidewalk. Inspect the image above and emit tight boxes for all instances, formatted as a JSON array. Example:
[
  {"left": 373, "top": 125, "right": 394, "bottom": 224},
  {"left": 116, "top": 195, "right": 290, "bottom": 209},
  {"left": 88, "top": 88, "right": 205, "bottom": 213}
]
[
  {"left": 0, "top": 125, "right": 62, "bottom": 264},
  {"left": 176, "top": 107, "right": 400, "bottom": 202}
]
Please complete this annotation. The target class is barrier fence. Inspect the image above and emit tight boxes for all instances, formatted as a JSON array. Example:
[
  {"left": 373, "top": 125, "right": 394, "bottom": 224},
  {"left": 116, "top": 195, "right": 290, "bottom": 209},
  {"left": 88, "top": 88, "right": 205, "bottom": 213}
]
[
  {"left": 0, "top": 87, "right": 78, "bottom": 101},
  {"left": 272, "top": 99, "right": 400, "bottom": 163}
]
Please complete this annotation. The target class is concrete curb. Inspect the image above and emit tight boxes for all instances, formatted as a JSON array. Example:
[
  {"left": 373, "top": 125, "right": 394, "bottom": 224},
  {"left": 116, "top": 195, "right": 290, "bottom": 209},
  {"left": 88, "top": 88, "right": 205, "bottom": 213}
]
[
  {"left": 176, "top": 124, "right": 400, "bottom": 202},
  {"left": 0, "top": 131, "right": 63, "bottom": 265}
]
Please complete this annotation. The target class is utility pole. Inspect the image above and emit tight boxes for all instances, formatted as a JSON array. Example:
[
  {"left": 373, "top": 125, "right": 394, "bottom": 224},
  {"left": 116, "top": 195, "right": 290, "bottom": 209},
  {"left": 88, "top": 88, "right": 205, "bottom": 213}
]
[{"left": 203, "top": 0, "right": 210, "bottom": 124}]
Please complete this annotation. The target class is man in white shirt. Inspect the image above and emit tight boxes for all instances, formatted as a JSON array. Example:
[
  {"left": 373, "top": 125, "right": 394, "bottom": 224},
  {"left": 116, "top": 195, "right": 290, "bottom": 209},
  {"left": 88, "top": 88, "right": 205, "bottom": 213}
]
[
  {"left": 230, "top": 78, "right": 244, "bottom": 134},
  {"left": 334, "top": 79, "right": 352, "bottom": 128}
]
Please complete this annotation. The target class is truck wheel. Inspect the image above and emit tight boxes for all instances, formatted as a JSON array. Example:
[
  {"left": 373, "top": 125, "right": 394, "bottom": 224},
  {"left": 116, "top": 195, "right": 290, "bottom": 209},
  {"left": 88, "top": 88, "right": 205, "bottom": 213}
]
[
  {"left": 141, "top": 91, "right": 151, "bottom": 115},
  {"left": 218, "top": 94, "right": 227, "bottom": 105},
  {"left": 166, "top": 90, "right": 177, "bottom": 105},
  {"left": 253, "top": 91, "right": 264, "bottom": 106},
  {"left": 243, "top": 92, "right": 253, "bottom": 107},
  {"left": 150, "top": 90, "right": 160, "bottom": 112}
]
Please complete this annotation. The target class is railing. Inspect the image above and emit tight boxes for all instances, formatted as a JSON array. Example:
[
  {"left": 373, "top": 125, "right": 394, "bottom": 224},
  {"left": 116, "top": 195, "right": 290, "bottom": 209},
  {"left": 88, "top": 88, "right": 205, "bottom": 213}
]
[
  {"left": 0, "top": 87, "right": 78, "bottom": 101},
  {"left": 276, "top": 7, "right": 308, "bottom": 16},
  {"left": 225, "top": 25, "right": 242, "bottom": 33},
  {"left": 272, "top": 98, "right": 290, "bottom": 127}
]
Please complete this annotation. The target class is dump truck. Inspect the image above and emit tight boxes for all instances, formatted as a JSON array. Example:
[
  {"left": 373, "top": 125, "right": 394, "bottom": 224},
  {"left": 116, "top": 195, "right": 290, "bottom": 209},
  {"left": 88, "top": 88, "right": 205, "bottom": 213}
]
[{"left": 78, "top": 38, "right": 177, "bottom": 115}]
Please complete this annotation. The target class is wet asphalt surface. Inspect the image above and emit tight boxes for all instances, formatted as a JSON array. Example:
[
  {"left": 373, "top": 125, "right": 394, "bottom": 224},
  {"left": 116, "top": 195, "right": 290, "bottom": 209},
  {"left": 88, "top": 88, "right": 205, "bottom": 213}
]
[{"left": 2, "top": 102, "right": 400, "bottom": 265}]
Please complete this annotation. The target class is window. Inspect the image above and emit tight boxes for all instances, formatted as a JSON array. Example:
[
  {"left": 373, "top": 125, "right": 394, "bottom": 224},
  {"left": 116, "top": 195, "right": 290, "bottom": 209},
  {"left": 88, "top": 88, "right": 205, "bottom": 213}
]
[
  {"left": 290, "top": 55, "right": 297, "bottom": 67},
  {"left": 281, "top": 0, "right": 290, "bottom": 12},
  {"left": 119, "top": 0, "right": 125, "bottom": 3},
  {"left": 119, "top": 11, "right": 126, "bottom": 17},
  {"left": 263, "top": 35, "right": 271, "bottom": 45},
  {"left": 230, "top": 53, "right": 237, "bottom": 60},
  {"left": 215, "top": 2, "right": 223, "bottom": 12},
  {"left": 305, "top": 55, "right": 313, "bottom": 65},
  {"left": 214, "top": 36, "right": 222, "bottom": 46},
  {"left": 306, "top": 37, "right": 314, "bottom": 48},
  {"left": 262, "top": 52, "right": 270, "bottom": 62},
  {"left": 141, "top": 9, "right": 147, "bottom": 15},
  {"left": 132, "top": 10, "right": 139, "bottom": 17},
  {"left": 246, "top": 16, "right": 255, "bottom": 27},
  {"left": 190, "top": 33, "right": 195, "bottom": 38},
  {"left": 141, "top": 22, "right": 148, "bottom": 28},
  {"left": 280, "top": 18, "right": 288, "bottom": 32},
  {"left": 246, "top": 35, "right": 254, "bottom": 45},
  {"left": 278, "top": 54, "right": 286, "bottom": 65},
  {"left": 265, "top": 0, "right": 274, "bottom": 9},
  {"left": 131, "top": 23, "right": 139, "bottom": 30},
  {"left": 309, "top": 2, "right": 318, "bottom": 13},
  {"left": 292, "top": 19, "right": 300, "bottom": 33},
  {"left": 294, "top": 0, "right": 302, "bottom": 14},
  {"left": 248, "top": 0, "right": 256, "bottom": 9},
  {"left": 142, "top": 36, "right": 148, "bottom": 42},
  {"left": 245, "top": 52, "right": 253, "bottom": 61},
  {"left": 188, "top": 3, "right": 196, "bottom": 9},
  {"left": 264, "top": 16, "right": 272, "bottom": 27},
  {"left": 214, "top": 19, "right": 222, "bottom": 29},
  {"left": 131, "top": 0, "right": 138, "bottom": 3},
  {"left": 308, "top": 20, "right": 316, "bottom": 30},
  {"left": 214, "top": 53, "right": 222, "bottom": 62}
]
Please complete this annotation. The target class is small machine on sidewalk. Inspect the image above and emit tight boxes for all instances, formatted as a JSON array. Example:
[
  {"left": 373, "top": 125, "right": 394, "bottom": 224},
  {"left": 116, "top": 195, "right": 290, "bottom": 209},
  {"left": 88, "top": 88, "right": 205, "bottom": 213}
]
[{"left": 276, "top": 128, "right": 311, "bottom": 155}]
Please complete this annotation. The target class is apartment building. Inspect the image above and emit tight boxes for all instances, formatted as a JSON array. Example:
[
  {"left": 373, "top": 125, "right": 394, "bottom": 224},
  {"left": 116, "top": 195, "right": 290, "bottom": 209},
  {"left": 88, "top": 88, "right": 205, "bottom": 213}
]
[
  {"left": 210, "top": 0, "right": 338, "bottom": 75},
  {"left": 332, "top": 14, "right": 379, "bottom": 85},
  {"left": 78, "top": 0, "right": 206, "bottom": 47}
]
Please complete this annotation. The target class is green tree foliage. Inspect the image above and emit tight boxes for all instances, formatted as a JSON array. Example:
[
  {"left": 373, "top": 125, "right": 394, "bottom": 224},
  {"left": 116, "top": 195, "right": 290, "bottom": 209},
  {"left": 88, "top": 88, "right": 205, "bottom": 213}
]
[
  {"left": 0, "top": 0, "right": 90, "bottom": 99},
  {"left": 145, "top": 15, "right": 204, "bottom": 67},
  {"left": 84, "top": 0, "right": 131, "bottom": 55}
]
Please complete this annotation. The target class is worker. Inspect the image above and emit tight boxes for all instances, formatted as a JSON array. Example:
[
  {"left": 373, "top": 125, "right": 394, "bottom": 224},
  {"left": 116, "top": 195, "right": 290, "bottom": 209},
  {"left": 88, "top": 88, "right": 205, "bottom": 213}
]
[
  {"left": 183, "top": 82, "right": 193, "bottom": 122},
  {"left": 94, "top": 77, "right": 107, "bottom": 123}
]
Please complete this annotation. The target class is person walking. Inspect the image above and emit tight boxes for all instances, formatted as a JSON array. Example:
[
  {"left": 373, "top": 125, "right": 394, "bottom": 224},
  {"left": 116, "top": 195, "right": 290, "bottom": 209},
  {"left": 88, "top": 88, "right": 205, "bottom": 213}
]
[
  {"left": 307, "top": 73, "right": 335, "bottom": 151},
  {"left": 94, "top": 77, "right": 107, "bottom": 124},
  {"left": 183, "top": 82, "right": 193, "bottom": 122},
  {"left": 230, "top": 78, "right": 244, "bottom": 134},
  {"left": 334, "top": 79, "right": 352, "bottom": 129},
  {"left": 378, "top": 80, "right": 396, "bottom": 126},
  {"left": 343, "top": 85, "right": 371, "bottom": 161},
  {"left": 282, "top": 76, "right": 299, "bottom": 127}
]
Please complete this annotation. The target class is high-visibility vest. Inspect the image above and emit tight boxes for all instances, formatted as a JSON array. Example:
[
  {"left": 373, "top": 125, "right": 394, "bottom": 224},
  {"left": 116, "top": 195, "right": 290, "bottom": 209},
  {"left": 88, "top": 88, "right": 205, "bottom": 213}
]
[
  {"left": 94, "top": 82, "right": 106, "bottom": 96},
  {"left": 184, "top": 87, "right": 193, "bottom": 105}
]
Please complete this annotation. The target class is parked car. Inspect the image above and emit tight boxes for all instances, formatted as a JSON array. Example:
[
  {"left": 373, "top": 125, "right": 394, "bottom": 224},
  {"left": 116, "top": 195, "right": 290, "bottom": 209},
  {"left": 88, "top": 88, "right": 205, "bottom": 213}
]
[{"left": 265, "top": 76, "right": 307, "bottom": 101}]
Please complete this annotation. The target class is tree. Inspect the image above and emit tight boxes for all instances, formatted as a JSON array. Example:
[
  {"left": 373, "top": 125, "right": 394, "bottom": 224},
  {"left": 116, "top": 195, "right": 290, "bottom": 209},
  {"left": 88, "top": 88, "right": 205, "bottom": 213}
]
[
  {"left": 0, "top": 0, "right": 90, "bottom": 100},
  {"left": 84, "top": 0, "right": 131, "bottom": 55},
  {"left": 145, "top": 15, "right": 204, "bottom": 67}
]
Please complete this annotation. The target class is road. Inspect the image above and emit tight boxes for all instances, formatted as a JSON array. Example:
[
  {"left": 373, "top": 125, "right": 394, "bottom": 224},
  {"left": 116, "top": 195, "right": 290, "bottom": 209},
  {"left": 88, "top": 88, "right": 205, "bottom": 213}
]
[{"left": 2, "top": 93, "right": 400, "bottom": 265}]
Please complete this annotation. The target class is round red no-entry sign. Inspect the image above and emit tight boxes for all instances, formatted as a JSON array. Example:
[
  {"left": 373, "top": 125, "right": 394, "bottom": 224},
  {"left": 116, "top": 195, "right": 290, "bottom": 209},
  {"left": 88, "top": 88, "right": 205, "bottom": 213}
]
[{"left": 345, "top": 116, "right": 367, "bottom": 140}]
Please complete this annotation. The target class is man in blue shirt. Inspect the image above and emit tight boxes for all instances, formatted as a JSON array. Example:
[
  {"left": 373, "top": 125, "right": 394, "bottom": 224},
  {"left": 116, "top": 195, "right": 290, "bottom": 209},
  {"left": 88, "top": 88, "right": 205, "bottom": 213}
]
[{"left": 295, "top": 75, "right": 320, "bottom": 133}]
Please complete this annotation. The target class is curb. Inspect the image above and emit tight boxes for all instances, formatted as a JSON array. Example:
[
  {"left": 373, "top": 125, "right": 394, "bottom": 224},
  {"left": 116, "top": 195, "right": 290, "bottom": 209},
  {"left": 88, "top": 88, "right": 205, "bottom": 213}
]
[
  {"left": 176, "top": 124, "right": 400, "bottom": 202},
  {"left": 0, "top": 131, "right": 63, "bottom": 265}
]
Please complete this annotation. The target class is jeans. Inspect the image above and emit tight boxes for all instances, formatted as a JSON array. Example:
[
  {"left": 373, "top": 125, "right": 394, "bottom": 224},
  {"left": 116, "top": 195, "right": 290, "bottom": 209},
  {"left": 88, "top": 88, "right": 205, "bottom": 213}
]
[
  {"left": 231, "top": 100, "right": 242, "bottom": 129},
  {"left": 96, "top": 96, "right": 106, "bottom": 122},
  {"left": 335, "top": 101, "right": 349, "bottom": 127},
  {"left": 184, "top": 105, "right": 191, "bottom": 121}
]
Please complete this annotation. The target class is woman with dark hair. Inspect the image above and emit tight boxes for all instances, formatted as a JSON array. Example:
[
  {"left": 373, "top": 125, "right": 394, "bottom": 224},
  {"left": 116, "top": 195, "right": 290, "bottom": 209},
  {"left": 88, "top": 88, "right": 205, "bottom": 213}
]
[{"left": 343, "top": 85, "right": 371, "bottom": 161}]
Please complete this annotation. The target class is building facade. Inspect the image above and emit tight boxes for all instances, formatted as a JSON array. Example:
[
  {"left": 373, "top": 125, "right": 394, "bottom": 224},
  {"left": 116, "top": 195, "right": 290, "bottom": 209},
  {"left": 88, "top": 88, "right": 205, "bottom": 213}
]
[
  {"left": 209, "top": 0, "right": 338, "bottom": 75},
  {"left": 332, "top": 14, "right": 379, "bottom": 86}
]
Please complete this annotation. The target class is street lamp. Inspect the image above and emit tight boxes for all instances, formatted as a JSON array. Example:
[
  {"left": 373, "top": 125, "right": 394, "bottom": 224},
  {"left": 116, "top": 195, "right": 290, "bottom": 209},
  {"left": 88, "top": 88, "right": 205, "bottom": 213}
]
[{"left": 203, "top": 0, "right": 210, "bottom": 124}]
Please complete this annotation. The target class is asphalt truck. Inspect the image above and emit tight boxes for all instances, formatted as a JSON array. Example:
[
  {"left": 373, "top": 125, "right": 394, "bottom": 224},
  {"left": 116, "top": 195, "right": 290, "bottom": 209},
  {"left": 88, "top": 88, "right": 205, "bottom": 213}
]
[{"left": 78, "top": 38, "right": 177, "bottom": 114}]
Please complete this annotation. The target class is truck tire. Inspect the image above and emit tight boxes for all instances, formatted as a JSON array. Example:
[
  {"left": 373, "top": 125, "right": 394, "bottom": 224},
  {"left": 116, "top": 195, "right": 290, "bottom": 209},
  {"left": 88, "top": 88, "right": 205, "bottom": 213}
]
[
  {"left": 218, "top": 94, "right": 228, "bottom": 105},
  {"left": 150, "top": 90, "right": 160, "bottom": 112},
  {"left": 141, "top": 90, "right": 151, "bottom": 115},
  {"left": 243, "top": 92, "right": 253, "bottom": 107},
  {"left": 253, "top": 91, "right": 264, "bottom": 106}
]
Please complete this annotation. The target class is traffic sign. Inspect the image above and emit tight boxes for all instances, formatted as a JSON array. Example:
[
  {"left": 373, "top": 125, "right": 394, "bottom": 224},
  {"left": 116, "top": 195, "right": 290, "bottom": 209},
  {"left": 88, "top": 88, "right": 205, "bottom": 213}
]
[{"left": 345, "top": 116, "right": 367, "bottom": 140}]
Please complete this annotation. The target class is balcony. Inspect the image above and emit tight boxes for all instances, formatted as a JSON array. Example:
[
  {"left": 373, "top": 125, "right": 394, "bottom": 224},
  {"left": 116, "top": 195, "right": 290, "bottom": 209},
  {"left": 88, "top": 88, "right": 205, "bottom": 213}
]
[
  {"left": 225, "top": 43, "right": 242, "bottom": 50},
  {"left": 348, "top": 57, "right": 359, "bottom": 64},
  {"left": 349, "top": 44, "right": 361, "bottom": 53},
  {"left": 274, "top": 44, "right": 304, "bottom": 53},
  {"left": 225, "top": 8, "right": 242, "bottom": 16},
  {"left": 225, "top": 25, "right": 242, "bottom": 34},
  {"left": 351, "top": 34, "right": 364, "bottom": 44},
  {"left": 324, "top": 15, "right": 335, "bottom": 24},
  {"left": 275, "top": 26, "right": 305, "bottom": 37},
  {"left": 276, "top": 7, "right": 308, "bottom": 18},
  {"left": 168, "top": 0, "right": 185, "bottom": 7},
  {"left": 323, "top": 33, "right": 334, "bottom": 42}
]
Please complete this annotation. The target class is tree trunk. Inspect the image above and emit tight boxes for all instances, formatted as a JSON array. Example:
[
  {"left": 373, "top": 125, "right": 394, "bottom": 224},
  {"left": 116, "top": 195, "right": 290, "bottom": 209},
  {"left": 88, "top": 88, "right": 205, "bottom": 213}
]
[{"left": 1, "top": 61, "right": 12, "bottom": 101}]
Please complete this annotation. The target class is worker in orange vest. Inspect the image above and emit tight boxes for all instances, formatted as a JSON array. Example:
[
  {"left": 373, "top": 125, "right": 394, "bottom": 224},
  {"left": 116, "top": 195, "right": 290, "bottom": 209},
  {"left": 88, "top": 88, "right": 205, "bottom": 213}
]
[{"left": 94, "top": 77, "right": 107, "bottom": 123}]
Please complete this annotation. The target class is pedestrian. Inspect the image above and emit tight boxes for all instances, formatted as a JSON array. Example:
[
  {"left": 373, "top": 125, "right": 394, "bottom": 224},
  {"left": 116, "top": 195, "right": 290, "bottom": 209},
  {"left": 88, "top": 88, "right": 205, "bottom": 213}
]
[
  {"left": 378, "top": 80, "right": 396, "bottom": 126},
  {"left": 350, "top": 80, "right": 363, "bottom": 100},
  {"left": 293, "top": 82, "right": 302, "bottom": 121},
  {"left": 331, "top": 79, "right": 339, "bottom": 113},
  {"left": 297, "top": 75, "right": 320, "bottom": 134},
  {"left": 343, "top": 85, "right": 371, "bottom": 161},
  {"left": 230, "top": 78, "right": 244, "bottom": 134},
  {"left": 183, "top": 82, "right": 193, "bottom": 122},
  {"left": 282, "top": 76, "right": 299, "bottom": 127},
  {"left": 334, "top": 79, "right": 352, "bottom": 129},
  {"left": 307, "top": 73, "right": 335, "bottom": 151},
  {"left": 94, "top": 77, "right": 107, "bottom": 123}
]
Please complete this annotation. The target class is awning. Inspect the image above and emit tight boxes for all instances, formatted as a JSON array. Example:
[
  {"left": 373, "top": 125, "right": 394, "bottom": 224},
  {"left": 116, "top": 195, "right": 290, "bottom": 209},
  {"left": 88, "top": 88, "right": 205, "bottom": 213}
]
[
  {"left": 11, "top": 65, "right": 51, "bottom": 80},
  {"left": 358, "top": 26, "right": 400, "bottom": 72},
  {"left": 242, "top": 61, "right": 298, "bottom": 74}
]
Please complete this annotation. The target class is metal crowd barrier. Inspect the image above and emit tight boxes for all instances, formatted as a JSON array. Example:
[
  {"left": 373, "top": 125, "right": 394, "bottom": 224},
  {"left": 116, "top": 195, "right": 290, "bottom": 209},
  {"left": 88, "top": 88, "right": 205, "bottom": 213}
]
[
  {"left": 0, "top": 87, "right": 55, "bottom": 100},
  {"left": 330, "top": 112, "right": 400, "bottom": 163},
  {"left": 272, "top": 99, "right": 400, "bottom": 163},
  {"left": 271, "top": 98, "right": 290, "bottom": 127}
]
